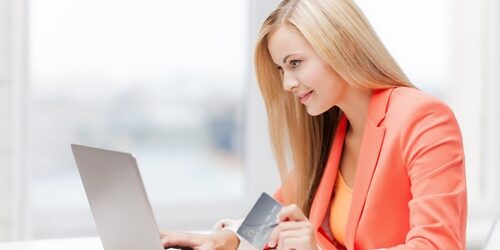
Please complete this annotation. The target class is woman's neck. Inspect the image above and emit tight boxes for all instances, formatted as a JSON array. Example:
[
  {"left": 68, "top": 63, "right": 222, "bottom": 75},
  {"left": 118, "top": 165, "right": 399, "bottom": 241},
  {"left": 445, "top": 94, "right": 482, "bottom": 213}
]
[{"left": 337, "top": 86, "right": 372, "bottom": 139}]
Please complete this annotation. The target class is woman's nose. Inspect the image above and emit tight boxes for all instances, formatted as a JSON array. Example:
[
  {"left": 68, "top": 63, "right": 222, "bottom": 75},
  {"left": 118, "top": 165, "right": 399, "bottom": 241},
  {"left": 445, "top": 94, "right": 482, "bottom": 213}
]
[{"left": 283, "top": 72, "right": 299, "bottom": 91}]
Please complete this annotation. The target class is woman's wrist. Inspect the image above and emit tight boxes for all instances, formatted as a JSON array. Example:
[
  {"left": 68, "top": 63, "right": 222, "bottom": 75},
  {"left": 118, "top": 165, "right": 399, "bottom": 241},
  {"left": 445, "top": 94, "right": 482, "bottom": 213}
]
[{"left": 213, "top": 229, "right": 240, "bottom": 250}]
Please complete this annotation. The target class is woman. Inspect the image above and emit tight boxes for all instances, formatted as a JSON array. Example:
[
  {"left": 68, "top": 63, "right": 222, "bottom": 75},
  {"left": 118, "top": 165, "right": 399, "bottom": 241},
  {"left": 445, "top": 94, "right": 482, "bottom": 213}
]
[{"left": 162, "top": 0, "right": 467, "bottom": 249}]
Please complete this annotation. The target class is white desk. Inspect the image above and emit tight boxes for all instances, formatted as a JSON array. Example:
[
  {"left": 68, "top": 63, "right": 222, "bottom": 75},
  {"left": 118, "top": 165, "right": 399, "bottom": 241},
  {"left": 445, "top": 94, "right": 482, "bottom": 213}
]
[
  {"left": 0, "top": 237, "right": 103, "bottom": 250},
  {"left": 0, "top": 230, "right": 210, "bottom": 250}
]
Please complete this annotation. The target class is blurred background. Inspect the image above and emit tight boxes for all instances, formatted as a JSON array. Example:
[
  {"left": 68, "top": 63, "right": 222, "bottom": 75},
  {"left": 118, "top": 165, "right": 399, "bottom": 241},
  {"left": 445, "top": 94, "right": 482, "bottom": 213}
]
[{"left": 0, "top": 0, "right": 498, "bottom": 249}]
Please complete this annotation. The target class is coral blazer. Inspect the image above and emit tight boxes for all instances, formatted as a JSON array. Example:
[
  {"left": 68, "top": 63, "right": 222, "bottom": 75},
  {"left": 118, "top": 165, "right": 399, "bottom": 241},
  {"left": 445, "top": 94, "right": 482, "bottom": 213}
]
[{"left": 275, "top": 87, "right": 467, "bottom": 249}]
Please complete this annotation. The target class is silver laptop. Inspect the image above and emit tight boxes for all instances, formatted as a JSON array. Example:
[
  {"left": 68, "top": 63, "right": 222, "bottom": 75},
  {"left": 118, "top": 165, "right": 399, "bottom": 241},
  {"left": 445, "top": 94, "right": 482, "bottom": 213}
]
[{"left": 71, "top": 144, "right": 190, "bottom": 250}]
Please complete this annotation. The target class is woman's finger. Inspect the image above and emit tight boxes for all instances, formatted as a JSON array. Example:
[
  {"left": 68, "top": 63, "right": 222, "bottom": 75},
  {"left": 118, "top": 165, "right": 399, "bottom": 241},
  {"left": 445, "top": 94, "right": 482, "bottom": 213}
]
[
  {"left": 277, "top": 204, "right": 307, "bottom": 223},
  {"left": 268, "top": 221, "right": 309, "bottom": 248},
  {"left": 276, "top": 229, "right": 309, "bottom": 250},
  {"left": 160, "top": 230, "right": 173, "bottom": 238},
  {"left": 282, "top": 236, "right": 309, "bottom": 250},
  {"left": 162, "top": 232, "right": 198, "bottom": 248}
]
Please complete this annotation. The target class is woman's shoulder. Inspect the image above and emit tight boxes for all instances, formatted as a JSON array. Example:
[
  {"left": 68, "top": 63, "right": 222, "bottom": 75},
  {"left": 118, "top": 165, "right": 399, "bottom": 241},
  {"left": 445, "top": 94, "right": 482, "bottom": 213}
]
[
  {"left": 383, "top": 86, "right": 459, "bottom": 129},
  {"left": 391, "top": 86, "right": 442, "bottom": 104},
  {"left": 388, "top": 86, "right": 453, "bottom": 114}
]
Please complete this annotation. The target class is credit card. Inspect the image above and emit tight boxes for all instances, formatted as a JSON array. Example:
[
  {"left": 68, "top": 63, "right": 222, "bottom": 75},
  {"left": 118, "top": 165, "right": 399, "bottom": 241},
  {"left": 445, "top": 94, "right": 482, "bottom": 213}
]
[{"left": 237, "top": 192, "right": 283, "bottom": 249}]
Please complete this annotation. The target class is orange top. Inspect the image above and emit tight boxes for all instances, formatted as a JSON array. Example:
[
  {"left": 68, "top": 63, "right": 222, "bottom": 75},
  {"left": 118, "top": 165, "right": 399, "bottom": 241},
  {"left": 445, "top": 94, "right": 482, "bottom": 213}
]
[{"left": 329, "top": 173, "right": 353, "bottom": 246}]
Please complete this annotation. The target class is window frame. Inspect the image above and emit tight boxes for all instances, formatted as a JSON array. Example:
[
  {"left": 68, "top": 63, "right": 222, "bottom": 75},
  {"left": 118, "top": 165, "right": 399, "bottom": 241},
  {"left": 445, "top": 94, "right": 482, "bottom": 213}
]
[{"left": 8, "top": 0, "right": 29, "bottom": 241}]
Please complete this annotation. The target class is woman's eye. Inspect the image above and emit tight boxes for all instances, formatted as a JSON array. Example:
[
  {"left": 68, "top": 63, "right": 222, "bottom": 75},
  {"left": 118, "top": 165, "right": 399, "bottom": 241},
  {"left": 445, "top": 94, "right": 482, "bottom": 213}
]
[
  {"left": 290, "top": 60, "right": 301, "bottom": 68},
  {"left": 277, "top": 66, "right": 283, "bottom": 75}
]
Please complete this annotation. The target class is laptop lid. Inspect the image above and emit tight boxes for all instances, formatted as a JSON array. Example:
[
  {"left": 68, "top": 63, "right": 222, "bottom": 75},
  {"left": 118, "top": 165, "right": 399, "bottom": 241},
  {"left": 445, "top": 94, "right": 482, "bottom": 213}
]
[{"left": 71, "top": 144, "right": 164, "bottom": 250}]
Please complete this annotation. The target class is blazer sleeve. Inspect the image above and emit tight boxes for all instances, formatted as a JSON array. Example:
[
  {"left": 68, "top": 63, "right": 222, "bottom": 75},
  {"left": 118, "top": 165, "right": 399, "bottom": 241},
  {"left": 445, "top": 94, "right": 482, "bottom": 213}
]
[{"left": 387, "top": 100, "right": 467, "bottom": 249}]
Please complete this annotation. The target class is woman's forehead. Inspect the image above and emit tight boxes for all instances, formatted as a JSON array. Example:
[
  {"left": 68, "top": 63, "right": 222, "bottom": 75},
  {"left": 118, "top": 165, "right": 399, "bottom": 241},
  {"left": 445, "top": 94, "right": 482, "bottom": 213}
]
[{"left": 268, "top": 27, "right": 313, "bottom": 64}]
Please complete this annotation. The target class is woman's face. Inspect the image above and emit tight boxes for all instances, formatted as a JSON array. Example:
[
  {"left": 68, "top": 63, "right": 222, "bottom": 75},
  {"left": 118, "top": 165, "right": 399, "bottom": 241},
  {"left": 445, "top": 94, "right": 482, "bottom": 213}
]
[{"left": 268, "top": 26, "right": 348, "bottom": 116}]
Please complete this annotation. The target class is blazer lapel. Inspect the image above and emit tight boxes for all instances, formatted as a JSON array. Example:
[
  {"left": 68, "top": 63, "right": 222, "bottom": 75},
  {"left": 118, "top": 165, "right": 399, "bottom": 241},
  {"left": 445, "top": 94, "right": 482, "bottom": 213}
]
[
  {"left": 310, "top": 114, "right": 348, "bottom": 228},
  {"left": 344, "top": 88, "right": 394, "bottom": 249}
]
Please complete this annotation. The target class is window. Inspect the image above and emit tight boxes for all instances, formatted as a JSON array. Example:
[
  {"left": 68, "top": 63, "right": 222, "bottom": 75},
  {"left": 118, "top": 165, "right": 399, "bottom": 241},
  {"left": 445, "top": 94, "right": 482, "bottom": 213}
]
[
  {"left": 356, "top": 0, "right": 450, "bottom": 96},
  {"left": 28, "top": 0, "right": 249, "bottom": 238}
]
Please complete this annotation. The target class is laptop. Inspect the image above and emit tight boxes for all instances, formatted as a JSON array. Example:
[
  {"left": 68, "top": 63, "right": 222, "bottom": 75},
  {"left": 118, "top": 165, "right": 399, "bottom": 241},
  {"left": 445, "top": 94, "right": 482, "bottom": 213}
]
[{"left": 71, "top": 144, "right": 192, "bottom": 250}]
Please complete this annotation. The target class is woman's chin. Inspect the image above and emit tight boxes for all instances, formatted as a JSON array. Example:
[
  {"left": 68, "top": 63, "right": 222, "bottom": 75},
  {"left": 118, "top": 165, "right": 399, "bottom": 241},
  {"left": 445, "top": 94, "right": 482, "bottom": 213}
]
[
  {"left": 305, "top": 107, "right": 323, "bottom": 116},
  {"left": 305, "top": 104, "right": 334, "bottom": 116}
]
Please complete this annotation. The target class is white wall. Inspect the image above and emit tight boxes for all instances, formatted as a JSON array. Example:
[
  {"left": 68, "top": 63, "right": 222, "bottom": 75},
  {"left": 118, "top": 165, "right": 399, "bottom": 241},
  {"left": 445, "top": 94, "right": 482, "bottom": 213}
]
[
  {"left": 245, "top": 0, "right": 282, "bottom": 204},
  {"left": 448, "top": 1, "right": 487, "bottom": 249},
  {"left": 0, "top": 0, "right": 11, "bottom": 241},
  {"left": 448, "top": 0, "right": 484, "bottom": 206}
]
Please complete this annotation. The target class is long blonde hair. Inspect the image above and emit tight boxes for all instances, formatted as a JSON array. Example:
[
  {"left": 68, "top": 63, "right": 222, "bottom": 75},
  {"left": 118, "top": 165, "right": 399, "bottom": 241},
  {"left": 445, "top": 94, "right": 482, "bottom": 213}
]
[{"left": 255, "top": 0, "right": 413, "bottom": 215}]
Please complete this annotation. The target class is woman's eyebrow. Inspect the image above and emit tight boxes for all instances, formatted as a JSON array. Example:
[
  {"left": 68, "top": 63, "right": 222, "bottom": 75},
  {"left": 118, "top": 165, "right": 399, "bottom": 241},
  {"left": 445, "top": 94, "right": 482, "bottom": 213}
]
[{"left": 282, "top": 54, "right": 298, "bottom": 63}]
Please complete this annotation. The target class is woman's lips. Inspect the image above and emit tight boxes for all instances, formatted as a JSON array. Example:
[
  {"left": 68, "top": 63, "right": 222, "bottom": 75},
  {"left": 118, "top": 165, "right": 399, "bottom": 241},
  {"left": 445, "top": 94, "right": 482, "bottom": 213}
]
[{"left": 298, "top": 90, "right": 314, "bottom": 103}]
